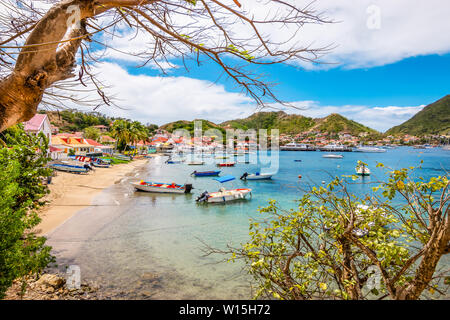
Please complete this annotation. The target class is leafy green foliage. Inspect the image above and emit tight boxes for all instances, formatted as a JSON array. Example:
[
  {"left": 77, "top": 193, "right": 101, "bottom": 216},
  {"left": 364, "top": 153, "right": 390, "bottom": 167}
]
[
  {"left": 0, "top": 125, "right": 54, "bottom": 299},
  {"left": 225, "top": 165, "right": 449, "bottom": 300},
  {"left": 83, "top": 126, "right": 101, "bottom": 141},
  {"left": 110, "top": 120, "right": 149, "bottom": 151}
]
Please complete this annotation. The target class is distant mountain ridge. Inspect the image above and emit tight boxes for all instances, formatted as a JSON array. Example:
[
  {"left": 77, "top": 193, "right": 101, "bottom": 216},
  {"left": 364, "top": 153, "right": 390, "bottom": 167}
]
[
  {"left": 386, "top": 95, "right": 450, "bottom": 136},
  {"left": 220, "top": 111, "right": 377, "bottom": 135},
  {"left": 159, "top": 111, "right": 377, "bottom": 136}
]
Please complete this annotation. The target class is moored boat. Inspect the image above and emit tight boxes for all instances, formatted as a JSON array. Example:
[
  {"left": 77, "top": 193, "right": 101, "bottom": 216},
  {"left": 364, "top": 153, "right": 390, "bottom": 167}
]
[
  {"left": 280, "top": 142, "right": 316, "bottom": 151},
  {"left": 217, "top": 162, "right": 235, "bottom": 167},
  {"left": 187, "top": 161, "right": 204, "bottom": 165},
  {"left": 240, "top": 172, "right": 273, "bottom": 180},
  {"left": 355, "top": 163, "right": 371, "bottom": 176},
  {"left": 50, "top": 163, "right": 89, "bottom": 173},
  {"left": 191, "top": 170, "right": 221, "bottom": 177},
  {"left": 322, "top": 154, "right": 343, "bottom": 159},
  {"left": 131, "top": 181, "right": 193, "bottom": 194},
  {"left": 196, "top": 188, "right": 252, "bottom": 203},
  {"left": 354, "top": 146, "right": 386, "bottom": 153},
  {"left": 196, "top": 174, "right": 252, "bottom": 203}
]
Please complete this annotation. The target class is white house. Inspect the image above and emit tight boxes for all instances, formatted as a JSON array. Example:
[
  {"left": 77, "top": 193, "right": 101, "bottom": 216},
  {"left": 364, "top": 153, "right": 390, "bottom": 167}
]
[{"left": 23, "top": 113, "right": 52, "bottom": 145}]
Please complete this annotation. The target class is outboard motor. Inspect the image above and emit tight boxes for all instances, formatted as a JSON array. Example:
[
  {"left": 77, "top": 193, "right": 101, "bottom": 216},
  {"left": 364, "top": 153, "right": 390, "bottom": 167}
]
[
  {"left": 184, "top": 184, "right": 193, "bottom": 194},
  {"left": 83, "top": 163, "right": 92, "bottom": 170},
  {"left": 240, "top": 172, "right": 248, "bottom": 180},
  {"left": 196, "top": 191, "right": 209, "bottom": 202}
]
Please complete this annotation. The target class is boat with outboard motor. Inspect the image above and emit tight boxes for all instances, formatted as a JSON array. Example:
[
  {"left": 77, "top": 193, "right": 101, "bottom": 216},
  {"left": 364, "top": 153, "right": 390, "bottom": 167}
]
[
  {"left": 196, "top": 175, "right": 252, "bottom": 203},
  {"left": 240, "top": 172, "right": 273, "bottom": 180},
  {"left": 131, "top": 181, "right": 193, "bottom": 194}
]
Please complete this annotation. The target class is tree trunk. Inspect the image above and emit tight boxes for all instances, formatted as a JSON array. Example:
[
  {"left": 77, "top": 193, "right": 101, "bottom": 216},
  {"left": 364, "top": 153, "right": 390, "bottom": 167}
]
[
  {"left": 0, "top": 0, "right": 149, "bottom": 131},
  {"left": 395, "top": 219, "right": 449, "bottom": 300}
]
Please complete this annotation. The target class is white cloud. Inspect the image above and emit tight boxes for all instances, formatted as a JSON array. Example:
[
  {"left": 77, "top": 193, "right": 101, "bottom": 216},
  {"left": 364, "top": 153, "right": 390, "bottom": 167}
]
[
  {"left": 55, "top": 63, "right": 423, "bottom": 132},
  {"left": 294, "top": 0, "right": 450, "bottom": 68},
  {"left": 275, "top": 101, "right": 425, "bottom": 132},
  {"left": 64, "top": 62, "right": 253, "bottom": 125},
  {"left": 91, "top": 0, "right": 450, "bottom": 69}
]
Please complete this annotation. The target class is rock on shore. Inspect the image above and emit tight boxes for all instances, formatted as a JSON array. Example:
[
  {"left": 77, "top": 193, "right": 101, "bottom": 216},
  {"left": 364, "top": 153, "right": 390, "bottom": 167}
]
[{"left": 5, "top": 273, "right": 101, "bottom": 300}]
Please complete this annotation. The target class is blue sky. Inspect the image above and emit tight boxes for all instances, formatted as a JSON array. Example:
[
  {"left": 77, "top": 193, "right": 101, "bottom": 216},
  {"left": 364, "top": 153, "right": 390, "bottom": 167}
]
[
  {"left": 67, "top": 0, "right": 450, "bottom": 132},
  {"left": 141, "top": 52, "right": 450, "bottom": 108}
]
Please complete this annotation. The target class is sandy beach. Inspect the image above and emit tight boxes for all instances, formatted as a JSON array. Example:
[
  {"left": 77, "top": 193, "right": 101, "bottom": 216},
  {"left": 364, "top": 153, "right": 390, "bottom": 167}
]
[{"left": 36, "top": 158, "right": 150, "bottom": 235}]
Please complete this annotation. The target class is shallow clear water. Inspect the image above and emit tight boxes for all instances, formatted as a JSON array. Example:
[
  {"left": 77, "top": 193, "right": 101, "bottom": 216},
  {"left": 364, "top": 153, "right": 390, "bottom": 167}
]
[{"left": 46, "top": 147, "right": 450, "bottom": 299}]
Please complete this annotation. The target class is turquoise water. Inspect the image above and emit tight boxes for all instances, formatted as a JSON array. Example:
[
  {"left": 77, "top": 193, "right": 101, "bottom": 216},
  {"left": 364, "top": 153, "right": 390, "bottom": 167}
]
[{"left": 47, "top": 147, "right": 450, "bottom": 299}]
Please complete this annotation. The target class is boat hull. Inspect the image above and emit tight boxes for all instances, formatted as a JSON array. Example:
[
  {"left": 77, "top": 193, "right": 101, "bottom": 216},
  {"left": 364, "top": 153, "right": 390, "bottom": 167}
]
[
  {"left": 245, "top": 174, "right": 272, "bottom": 180},
  {"left": 217, "top": 163, "right": 235, "bottom": 167},
  {"left": 205, "top": 188, "right": 252, "bottom": 202},
  {"left": 51, "top": 164, "right": 88, "bottom": 173},
  {"left": 132, "top": 182, "right": 190, "bottom": 194},
  {"left": 192, "top": 171, "right": 221, "bottom": 177}
]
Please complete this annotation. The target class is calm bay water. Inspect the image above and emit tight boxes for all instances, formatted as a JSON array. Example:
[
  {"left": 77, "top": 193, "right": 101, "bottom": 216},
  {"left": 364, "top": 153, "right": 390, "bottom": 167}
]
[{"left": 46, "top": 147, "right": 450, "bottom": 299}]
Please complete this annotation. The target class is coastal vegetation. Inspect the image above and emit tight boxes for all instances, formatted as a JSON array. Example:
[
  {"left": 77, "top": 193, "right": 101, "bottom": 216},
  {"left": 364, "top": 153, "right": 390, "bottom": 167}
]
[
  {"left": 0, "top": 125, "right": 54, "bottom": 298},
  {"left": 387, "top": 95, "right": 450, "bottom": 136},
  {"left": 210, "top": 164, "right": 449, "bottom": 300},
  {"left": 110, "top": 119, "right": 150, "bottom": 151},
  {"left": 161, "top": 119, "right": 226, "bottom": 136}
]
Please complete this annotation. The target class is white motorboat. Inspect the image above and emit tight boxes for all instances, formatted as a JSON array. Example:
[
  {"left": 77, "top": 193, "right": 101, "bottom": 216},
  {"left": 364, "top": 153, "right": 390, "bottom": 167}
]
[
  {"left": 356, "top": 164, "right": 371, "bottom": 176},
  {"left": 322, "top": 154, "right": 343, "bottom": 159},
  {"left": 131, "top": 181, "right": 193, "bottom": 194},
  {"left": 240, "top": 172, "right": 273, "bottom": 180},
  {"left": 196, "top": 187, "right": 252, "bottom": 203},
  {"left": 280, "top": 142, "right": 316, "bottom": 151},
  {"left": 196, "top": 175, "right": 252, "bottom": 203},
  {"left": 354, "top": 146, "right": 386, "bottom": 153},
  {"left": 187, "top": 161, "right": 204, "bottom": 165}
]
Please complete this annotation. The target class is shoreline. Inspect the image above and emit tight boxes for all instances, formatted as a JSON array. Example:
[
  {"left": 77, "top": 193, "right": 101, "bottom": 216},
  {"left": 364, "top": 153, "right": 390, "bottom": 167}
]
[{"left": 36, "top": 158, "right": 150, "bottom": 236}]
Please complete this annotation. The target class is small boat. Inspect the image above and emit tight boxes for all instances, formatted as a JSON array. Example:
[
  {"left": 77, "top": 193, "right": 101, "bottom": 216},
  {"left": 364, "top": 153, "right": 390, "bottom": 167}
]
[
  {"left": 196, "top": 175, "right": 251, "bottom": 203},
  {"left": 196, "top": 188, "right": 252, "bottom": 203},
  {"left": 131, "top": 181, "right": 193, "bottom": 194},
  {"left": 187, "top": 161, "right": 204, "bottom": 165},
  {"left": 166, "top": 159, "right": 184, "bottom": 164},
  {"left": 113, "top": 153, "right": 132, "bottom": 160},
  {"left": 322, "top": 154, "right": 343, "bottom": 159},
  {"left": 50, "top": 163, "right": 89, "bottom": 173},
  {"left": 294, "top": 160, "right": 302, "bottom": 162},
  {"left": 217, "top": 162, "right": 235, "bottom": 167},
  {"left": 61, "top": 160, "right": 93, "bottom": 170},
  {"left": 191, "top": 170, "right": 221, "bottom": 177},
  {"left": 240, "top": 172, "right": 273, "bottom": 180},
  {"left": 91, "top": 161, "right": 110, "bottom": 168},
  {"left": 356, "top": 163, "right": 371, "bottom": 176},
  {"left": 215, "top": 155, "right": 229, "bottom": 159},
  {"left": 354, "top": 146, "right": 386, "bottom": 153}
]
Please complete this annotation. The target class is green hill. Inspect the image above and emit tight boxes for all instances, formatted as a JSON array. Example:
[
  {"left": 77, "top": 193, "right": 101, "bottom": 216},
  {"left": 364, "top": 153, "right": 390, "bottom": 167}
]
[
  {"left": 160, "top": 119, "right": 226, "bottom": 136},
  {"left": 386, "top": 95, "right": 450, "bottom": 136},
  {"left": 221, "top": 111, "right": 315, "bottom": 134},
  {"left": 219, "top": 111, "right": 376, "bottom": 135},
  {"left": 312, "top": 113, "right": 377, "bottom": 135}
]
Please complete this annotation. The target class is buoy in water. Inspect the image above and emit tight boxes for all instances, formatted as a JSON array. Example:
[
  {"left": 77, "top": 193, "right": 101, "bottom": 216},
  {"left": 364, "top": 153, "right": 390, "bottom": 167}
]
[{"left": 298, "top": 175, "right": 302, "bottom": 179}]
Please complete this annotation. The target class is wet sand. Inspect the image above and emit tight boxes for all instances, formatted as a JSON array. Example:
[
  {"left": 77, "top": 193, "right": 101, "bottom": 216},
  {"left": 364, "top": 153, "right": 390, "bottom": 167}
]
[{"left": 36, "top": 158, "right": 150, "bottom": 235}]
